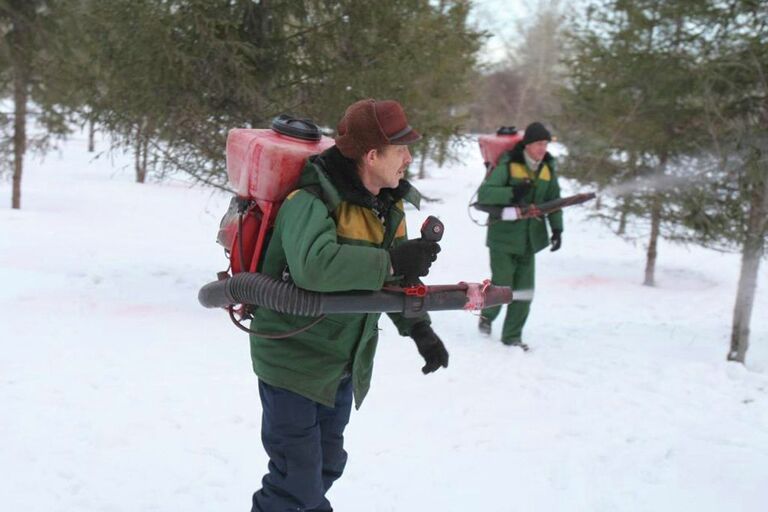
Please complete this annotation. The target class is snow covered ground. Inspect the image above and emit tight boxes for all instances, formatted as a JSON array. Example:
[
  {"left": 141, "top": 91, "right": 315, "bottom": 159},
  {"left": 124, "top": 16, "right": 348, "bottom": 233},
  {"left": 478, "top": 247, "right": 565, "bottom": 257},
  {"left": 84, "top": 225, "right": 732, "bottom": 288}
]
[{"left": 1, "top": 132, "right": 766, "bottom": 512}]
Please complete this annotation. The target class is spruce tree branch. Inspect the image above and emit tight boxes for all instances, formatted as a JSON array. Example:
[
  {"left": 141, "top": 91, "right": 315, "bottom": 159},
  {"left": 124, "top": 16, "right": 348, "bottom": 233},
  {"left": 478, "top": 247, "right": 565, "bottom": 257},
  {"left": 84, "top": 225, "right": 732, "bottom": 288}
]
[{"left": 146, "top": 138, "right": 232, "bottom": 193}]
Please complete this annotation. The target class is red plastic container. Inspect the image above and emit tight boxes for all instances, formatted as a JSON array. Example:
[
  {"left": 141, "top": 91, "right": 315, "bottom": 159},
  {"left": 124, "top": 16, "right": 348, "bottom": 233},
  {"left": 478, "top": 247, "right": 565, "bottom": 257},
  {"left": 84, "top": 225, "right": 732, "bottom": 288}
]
[
  {"left": 226, "top": 128, "right": 334, "bottom": 211},
  {"left": 478, "top": 130, "right": 522, "bottom": 169},
  {"left": 221, "top": 122, "right": 334, "bottom": 274}
]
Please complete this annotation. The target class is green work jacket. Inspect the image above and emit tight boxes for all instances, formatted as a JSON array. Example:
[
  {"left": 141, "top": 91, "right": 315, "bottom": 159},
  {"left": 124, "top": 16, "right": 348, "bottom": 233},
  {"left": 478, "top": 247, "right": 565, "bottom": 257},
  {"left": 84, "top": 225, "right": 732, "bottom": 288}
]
[
  {"left": 249, "top": 146, "right": 428, "bottom": 409},
  {"left": 477, "top": 143, "right": 563, "bottom": 255}
]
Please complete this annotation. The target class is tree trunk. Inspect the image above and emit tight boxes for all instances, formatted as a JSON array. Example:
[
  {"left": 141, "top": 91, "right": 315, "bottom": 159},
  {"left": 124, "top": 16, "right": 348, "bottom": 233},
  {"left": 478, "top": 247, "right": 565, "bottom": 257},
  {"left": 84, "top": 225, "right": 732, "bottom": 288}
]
[
  {"left": 514, "top": 79, "right": 530, "bottom": 122},
  {"left": 141, "top": 134, "right": 150, "bottom": 180},
  {"left": 418, "top": 143, "right": 428, "bottom": 179},
  {"left": 619, "top": 150, "right": 637, "bottom": 235},
  {"left": 643, "top": 193, "right": 662, "bottom": 286},
  {"left": 88, "top": 119, "right": 96, "bottom": 152},
  {"left": 728, "top": 172, "right": 768, "bottom": 363},
  {"left": 617, "top": 197, "right": 629, "bottom": 235},
  {"left": 11, "top": 64, "right": 28, "bottom": 210},
  {"left": 135, "top": 123, "right": 146, "bottom": 183}
]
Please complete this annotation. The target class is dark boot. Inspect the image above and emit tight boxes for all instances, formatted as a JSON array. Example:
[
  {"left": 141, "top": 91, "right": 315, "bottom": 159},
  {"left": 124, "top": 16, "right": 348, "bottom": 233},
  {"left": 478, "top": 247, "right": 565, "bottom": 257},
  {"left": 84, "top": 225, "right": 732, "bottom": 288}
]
[
  {"left": 502, "top": 338, "right": 530, "bottom": 351},
  {"left": 478, "top": 316, "right": 492, "bottom": 335}
]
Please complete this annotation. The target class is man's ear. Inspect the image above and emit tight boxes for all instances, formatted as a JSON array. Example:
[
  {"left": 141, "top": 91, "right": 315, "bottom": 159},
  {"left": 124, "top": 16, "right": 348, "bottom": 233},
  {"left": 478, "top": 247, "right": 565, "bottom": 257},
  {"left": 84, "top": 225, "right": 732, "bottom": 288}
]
[{"left": 362, "top": 148, "right": 379, "bottom": 167}]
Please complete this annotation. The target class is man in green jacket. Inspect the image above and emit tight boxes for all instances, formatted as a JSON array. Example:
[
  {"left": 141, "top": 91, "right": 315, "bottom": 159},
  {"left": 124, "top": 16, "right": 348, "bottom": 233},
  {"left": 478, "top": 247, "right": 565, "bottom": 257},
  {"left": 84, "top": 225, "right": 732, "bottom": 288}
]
[
  {"left": 476, "top": 122, "right": 563, "bottom": 350},
  {"left": 250, "top": 99, "right": 448, "bottom": 512}
]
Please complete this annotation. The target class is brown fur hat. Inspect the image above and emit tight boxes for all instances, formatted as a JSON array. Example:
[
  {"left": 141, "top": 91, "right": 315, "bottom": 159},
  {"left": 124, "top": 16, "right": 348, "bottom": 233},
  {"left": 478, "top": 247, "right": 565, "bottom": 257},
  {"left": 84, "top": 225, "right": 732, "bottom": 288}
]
[{"left": 335, "top": 99, "right": 421, "bottom": 159}]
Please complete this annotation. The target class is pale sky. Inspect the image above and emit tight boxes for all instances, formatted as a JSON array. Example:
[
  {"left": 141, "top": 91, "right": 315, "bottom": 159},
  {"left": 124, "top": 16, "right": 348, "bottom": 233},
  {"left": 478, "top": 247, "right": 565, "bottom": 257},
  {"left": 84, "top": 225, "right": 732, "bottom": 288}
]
[{"left": 471, "top": 0, "right": 532, "bottom": 65}]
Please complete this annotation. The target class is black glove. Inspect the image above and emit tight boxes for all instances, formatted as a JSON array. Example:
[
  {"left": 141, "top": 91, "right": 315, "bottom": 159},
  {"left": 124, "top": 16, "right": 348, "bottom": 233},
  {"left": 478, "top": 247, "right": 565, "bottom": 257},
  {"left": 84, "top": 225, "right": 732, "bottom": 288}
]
[
  {"left": 511, "top": 181, "right": 532, "bottom": 204},
  {"left": 388, "top": 239, "right": 441, "bottom": 284},
  {"left": 550, "top": 229, "right": 562, "bottom": 252},
  {"left": 410, "top": 322, "right": 449, "bottom": 374}
]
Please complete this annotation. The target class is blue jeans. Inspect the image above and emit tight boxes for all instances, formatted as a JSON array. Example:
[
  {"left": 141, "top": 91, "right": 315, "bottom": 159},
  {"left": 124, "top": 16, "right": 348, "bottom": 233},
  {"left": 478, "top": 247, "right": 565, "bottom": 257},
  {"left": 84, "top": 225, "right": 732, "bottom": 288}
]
[{"left": 251, "top": 378, "right": 353, "bottom": 512}]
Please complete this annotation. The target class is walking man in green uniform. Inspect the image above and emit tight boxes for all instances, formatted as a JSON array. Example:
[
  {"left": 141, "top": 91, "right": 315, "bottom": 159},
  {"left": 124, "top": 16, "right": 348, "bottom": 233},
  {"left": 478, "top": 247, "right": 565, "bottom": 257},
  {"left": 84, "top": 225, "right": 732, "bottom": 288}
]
[
  {"left": 249, "top": 99, "right": 449, "bottom": 511},
  {"left": 476, "top": 122, "right": 563, "bottom": 350}
]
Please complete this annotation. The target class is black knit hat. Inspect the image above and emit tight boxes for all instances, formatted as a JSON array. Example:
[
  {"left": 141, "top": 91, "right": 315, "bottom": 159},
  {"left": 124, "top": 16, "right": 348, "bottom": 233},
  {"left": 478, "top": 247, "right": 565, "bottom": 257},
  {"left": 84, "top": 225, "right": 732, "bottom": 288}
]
[{"left": 521, "top": 122, "right": 552, "bottom": 146}]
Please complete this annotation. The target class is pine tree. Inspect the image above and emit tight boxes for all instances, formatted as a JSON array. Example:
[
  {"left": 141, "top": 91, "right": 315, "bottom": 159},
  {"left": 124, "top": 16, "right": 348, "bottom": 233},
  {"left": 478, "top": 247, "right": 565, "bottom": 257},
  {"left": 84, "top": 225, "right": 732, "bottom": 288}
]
[
  {"left": 0, "top": 0, "right": 69, "bottom": 209},
  {"left": 675, "top": 0, "right": 768, "bottom": 363},
  {"left": 559, "top": 0, "right": 713, "bottom": 286},
  {"left": 59, "top": 0, "right": 482, "bottom": 185}
]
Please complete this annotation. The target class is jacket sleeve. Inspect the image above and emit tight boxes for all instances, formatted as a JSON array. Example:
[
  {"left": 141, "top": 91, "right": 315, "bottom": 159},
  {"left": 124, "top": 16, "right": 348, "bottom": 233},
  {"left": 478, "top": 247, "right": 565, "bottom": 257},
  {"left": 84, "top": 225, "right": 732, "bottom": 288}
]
[
  {"left": 278, "top": 190, "right": 390, "bottom": 293},
  {"left": 545, "top": 160, "right": 564, "bottom": 232},
  {"left": 387, "top": 311, "right": 431, "bottom": 337},
  {"left": 476, "top": 156, "right": 512, "bottom": 205}
]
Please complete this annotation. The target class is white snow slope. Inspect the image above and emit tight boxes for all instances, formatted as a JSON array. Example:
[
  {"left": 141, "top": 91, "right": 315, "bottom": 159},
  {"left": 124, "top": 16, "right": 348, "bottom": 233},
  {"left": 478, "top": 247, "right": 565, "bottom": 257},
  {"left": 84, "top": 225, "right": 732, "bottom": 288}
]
[{"left": 1, "top": 133, "right": 767, "bottom": 512}]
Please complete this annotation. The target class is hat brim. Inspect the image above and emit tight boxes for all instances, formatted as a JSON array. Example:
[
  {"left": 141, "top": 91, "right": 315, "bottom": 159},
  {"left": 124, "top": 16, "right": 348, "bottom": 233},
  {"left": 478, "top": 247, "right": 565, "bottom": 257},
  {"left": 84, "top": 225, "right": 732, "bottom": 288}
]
[{"left": 388, "top": 127, "right": 422, "bottom": 145}]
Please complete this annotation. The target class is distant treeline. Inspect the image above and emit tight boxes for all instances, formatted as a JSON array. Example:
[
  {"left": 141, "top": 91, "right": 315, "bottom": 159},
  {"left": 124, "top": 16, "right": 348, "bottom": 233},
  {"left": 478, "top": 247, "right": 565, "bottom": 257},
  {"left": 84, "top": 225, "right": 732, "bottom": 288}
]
[{"left": 0, "top": 0, "right": 483, "bottom": 194}]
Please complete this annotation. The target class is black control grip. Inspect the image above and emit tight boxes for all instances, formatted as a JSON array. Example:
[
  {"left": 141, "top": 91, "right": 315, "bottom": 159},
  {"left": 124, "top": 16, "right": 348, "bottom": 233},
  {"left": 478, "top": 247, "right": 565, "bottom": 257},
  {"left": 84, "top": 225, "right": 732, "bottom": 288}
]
[{"left": 420, "top": 216, "right": 444, "bottom": 242}]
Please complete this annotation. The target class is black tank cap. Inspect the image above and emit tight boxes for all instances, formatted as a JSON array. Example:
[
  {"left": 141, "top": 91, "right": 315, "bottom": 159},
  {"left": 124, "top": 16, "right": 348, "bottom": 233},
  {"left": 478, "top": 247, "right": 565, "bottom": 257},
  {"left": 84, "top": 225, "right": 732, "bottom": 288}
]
[
  {"left": 496, "top": 126, "right": 517, "bottom": 135},
  {"left": 271, "top": 114, "right": 322, "bottom": 141}
]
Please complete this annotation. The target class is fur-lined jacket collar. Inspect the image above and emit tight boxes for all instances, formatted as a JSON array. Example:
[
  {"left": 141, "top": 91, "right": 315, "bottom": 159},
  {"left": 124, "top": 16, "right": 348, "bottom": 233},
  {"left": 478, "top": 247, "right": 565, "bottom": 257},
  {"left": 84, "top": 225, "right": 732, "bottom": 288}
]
[
  {"left": 509, "top": 141, "right": 555, "bottom": 170},
  {"left": 303, "top": 145, "right": 421, "bottom": 213}
]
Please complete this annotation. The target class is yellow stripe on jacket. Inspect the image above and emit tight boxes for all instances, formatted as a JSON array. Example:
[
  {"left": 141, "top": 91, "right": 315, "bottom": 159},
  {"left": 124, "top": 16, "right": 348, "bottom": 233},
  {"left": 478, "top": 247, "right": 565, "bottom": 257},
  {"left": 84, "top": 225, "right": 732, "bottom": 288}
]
[
  {"left": 394, "top": 199, "right": 407, "bottom": 239},
  {"left": 509, "top": 162, "right": 551, "bottom": 182},
  {"left": 335, "top": 202, "right": 385, "bottom": 244}
]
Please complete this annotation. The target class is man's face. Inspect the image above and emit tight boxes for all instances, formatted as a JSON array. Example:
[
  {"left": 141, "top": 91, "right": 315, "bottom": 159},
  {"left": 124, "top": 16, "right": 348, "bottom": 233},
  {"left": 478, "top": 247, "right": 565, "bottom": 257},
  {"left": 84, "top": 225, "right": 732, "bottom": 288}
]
[
  {"left": 524, "top": 140, "right": 549, "bottom": 162},
  {"left": 369, "top": 144, "right": 412, "bottom": 190}
]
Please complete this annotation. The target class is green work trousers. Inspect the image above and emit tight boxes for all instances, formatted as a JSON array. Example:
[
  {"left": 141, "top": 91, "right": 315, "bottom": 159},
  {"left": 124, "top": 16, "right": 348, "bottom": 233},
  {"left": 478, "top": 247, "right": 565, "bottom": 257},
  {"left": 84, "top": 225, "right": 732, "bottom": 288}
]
[{"left": 481, "top": 249, "right": 535, "bottom": 343}]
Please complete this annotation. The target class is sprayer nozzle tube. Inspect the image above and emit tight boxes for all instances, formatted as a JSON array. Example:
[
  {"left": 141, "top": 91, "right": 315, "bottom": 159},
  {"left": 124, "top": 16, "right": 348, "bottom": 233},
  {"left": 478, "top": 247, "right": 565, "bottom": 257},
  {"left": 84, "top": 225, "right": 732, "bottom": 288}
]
[
  {"left": 198, "top": 273, "right": 514, "bottom": 316},
  {"left": 473, "top": 191, "right": 597, "bottom": 219},
  {"left": 483, "top": 286, "right": 514, "bottom": 307}
]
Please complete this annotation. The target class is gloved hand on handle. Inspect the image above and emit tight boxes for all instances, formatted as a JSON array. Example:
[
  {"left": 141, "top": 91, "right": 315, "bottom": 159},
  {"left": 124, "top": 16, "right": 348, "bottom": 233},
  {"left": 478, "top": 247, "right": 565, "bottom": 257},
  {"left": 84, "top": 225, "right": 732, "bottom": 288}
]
[
  {"left": 550, "top": 230, "right": 562, "bottom": 252},
  {"left": 388, "top": 239, "right": 441, "bottom": 285},
  {"left": 511, "top": 181, "right": 532, "bottom": 204},
  {"left": 500, "top": 203, "right": 543, "bottom": 221},
  {"left": 410, "top": 322, "right": 449, "bottom": 374}
]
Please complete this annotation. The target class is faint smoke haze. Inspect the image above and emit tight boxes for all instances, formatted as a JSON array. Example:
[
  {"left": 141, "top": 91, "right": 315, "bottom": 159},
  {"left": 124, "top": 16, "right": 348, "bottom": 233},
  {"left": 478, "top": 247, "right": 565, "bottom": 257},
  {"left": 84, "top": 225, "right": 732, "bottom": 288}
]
[{"left": 603, "top": 173, "right": 715, "bottom": 196}]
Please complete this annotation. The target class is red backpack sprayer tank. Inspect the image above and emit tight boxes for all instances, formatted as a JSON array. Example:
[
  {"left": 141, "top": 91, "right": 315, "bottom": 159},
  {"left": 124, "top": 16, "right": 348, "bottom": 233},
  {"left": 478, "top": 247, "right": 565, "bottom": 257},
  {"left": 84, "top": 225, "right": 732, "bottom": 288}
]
[
  {"left": 478, "top": 126, "right": 523, "bottom": 172},
  {"left": 199, "top": 116, "right": 516, "bottom": 334},
  {"left": 217, "top": 115, "right": 334, "bottom": 275}
]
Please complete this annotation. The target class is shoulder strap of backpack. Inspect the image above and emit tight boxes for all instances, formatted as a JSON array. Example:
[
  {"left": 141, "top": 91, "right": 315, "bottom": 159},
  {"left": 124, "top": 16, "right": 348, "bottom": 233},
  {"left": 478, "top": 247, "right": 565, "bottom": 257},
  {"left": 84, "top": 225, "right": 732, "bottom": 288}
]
[{"left": 301, "top": 183, "right": 337, "bottom": 222}]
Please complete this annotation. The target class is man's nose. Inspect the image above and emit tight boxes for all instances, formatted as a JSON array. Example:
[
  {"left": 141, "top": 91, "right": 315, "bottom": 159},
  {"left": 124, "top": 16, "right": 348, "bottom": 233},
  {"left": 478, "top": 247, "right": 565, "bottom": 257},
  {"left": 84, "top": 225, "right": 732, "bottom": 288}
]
[{"left": 404, "top": 148, "right": 412, "bottom": 164}]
